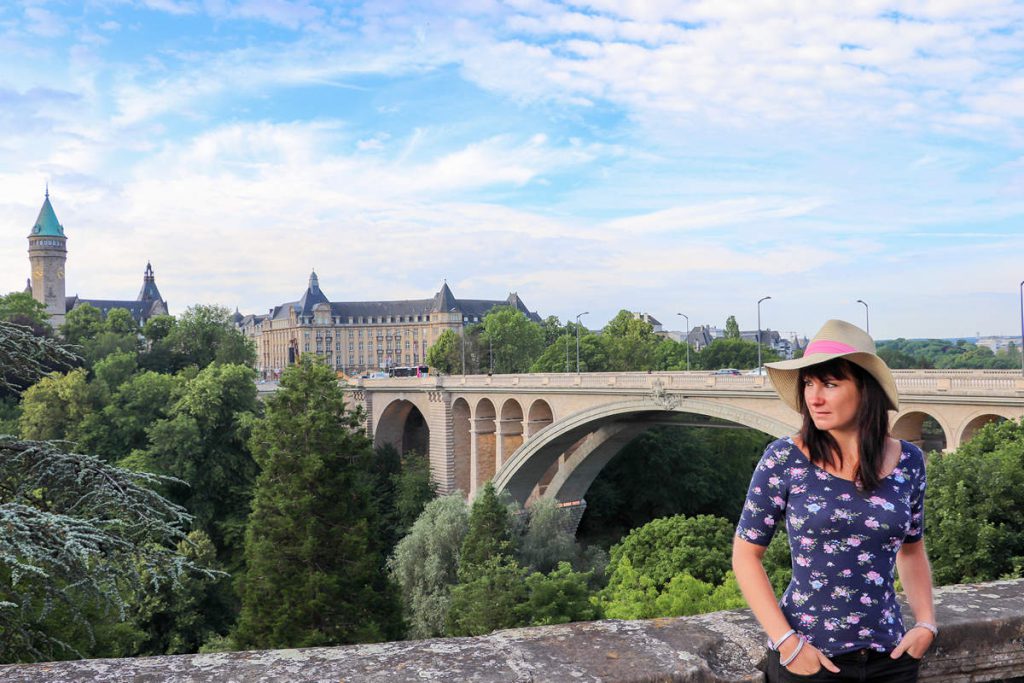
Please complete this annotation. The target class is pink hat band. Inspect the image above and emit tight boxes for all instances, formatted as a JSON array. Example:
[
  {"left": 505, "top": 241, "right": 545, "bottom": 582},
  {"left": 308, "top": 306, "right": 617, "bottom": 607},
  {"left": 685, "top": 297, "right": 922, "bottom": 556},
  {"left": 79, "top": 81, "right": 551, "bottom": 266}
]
[{"left": 804, "top": 340, "right": 858, "bottom": 356}]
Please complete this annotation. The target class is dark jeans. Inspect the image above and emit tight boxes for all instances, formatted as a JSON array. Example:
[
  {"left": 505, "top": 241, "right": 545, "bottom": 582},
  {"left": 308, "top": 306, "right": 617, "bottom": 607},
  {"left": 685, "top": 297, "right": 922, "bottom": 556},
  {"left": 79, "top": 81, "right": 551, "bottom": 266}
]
[{"left": 767, "top": 647, "right": 921, "bottom": 683}]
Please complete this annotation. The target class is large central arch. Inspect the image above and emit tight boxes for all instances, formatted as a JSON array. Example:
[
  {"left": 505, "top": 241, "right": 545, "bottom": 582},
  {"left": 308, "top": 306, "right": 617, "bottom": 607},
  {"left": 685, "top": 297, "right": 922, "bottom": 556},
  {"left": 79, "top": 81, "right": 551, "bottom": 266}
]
[{"left": 492, "top": 397, "right": 797, "bottom": 506}]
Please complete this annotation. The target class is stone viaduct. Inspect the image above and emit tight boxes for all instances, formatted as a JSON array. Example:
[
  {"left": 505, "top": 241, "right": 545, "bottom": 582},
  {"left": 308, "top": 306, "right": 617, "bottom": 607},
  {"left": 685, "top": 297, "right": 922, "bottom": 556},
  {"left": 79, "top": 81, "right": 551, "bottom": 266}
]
[{"left": 262, "top": 369, "right": 1024, "bottom": 507}]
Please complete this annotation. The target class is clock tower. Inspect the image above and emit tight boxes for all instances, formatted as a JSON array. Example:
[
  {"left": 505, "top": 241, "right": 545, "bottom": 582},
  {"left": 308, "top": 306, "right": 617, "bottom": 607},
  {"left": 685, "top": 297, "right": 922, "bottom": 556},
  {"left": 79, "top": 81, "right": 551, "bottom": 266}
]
[{"left": 27, "top": 188, "right": 68, "bottom": 327}]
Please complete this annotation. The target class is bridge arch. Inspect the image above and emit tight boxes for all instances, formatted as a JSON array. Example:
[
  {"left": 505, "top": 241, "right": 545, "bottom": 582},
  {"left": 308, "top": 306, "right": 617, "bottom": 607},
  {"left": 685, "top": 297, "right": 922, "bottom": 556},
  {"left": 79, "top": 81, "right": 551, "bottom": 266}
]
[
  {"left": 957, "top": 411, "right": 1009, "bottom": 446},
  {"left": 452, "top": 398, "right": 471, "bottom": 497},
  {"left": 499, "top": 399, "right": 525, "bottom": 468},
  {"left": 493, "top": 398, "right": 795, "bottom": 506},
  {"left": 527, "top": 399, "right": 554, "bottom": 436},
  {"left": 473, "top": 398, "right": 497, "bottom": 492},
  {"left": 375, "top": 398, "right": 431, "bottom": 456},
  {"left": 892, "top": 410, "right": 949, "bottom": 453}
]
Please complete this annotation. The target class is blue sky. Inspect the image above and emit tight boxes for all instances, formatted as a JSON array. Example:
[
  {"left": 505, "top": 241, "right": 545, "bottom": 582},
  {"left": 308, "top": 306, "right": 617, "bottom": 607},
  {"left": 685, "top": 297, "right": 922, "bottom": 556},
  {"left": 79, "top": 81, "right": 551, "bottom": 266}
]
[{"left": 1, "top": 0, "right": 1022, "bottom": 340}]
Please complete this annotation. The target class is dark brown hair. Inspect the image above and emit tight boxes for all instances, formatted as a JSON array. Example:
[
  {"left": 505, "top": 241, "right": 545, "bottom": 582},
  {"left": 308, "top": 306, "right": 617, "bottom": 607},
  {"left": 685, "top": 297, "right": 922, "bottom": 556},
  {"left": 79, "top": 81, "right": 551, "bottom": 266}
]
[{"left": 798, "top": 358, "right": 890, "bottom": 491}]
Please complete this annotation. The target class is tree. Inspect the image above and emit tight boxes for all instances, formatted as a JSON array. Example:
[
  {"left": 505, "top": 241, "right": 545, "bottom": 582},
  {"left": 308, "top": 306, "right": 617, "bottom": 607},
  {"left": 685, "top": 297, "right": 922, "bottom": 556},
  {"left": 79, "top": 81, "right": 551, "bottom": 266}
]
[
  {"left": 602, "top": 310, "right": 659, "bottom": 371},
  {"left": 165, "top": 305, "right": 255, "bottom": 370},
  {"left": 928, "top": 418, "right": 1024, "bottom": 585},
  {"left": 18, "top": 368, "right": 96, "bottom": 442},
  {"left": 538, "top": 315, "right": 565, "bottom": 347},
  {"left": 60, "top": 304, "right": 104, "bottom": 348},
  {"left": 104, "top": 308, "right": 139, "bottom": 336},
  {"left": 446, "top": 555, "right": 528, "bottom": 636},
  {"left": 373, "top": 445, "right": 438, "bottom": 555},
  {"left": 519, "top": 562, "right": 599, "bottom": 626},
  {"left": 234, "top": 357, "right": 401, "bottom": 649},
  {"left": 0, "top": 321, "right": 77, "bottom": 397},
  {"left": 724, "top": 315, "right": 740, "bottom": 339},
  {"left": 458, "top": 482, "right": 515, "bottom": 573},
  {"left": 132, "top": 363, "right": 260, "bottom": 570},
  {"left": 388, "top": 494, "right": 469, "bottom": 639},
  {"left": 518, "top": 498, "right": 577, "bottom": 574},
  {"left": 482, "top": 306, "right": 544, "bottom": 374},
  {"left": 426, "top": 329, "right": 461, "bottom": 374},
  {"left": 0, "top": 292, "right": 51, "bottom": 336},
  {"left": 79, "top": 371, "right": 184, "bottom": 462},
  {"left": 697, "top": 337, "right": 777, "bottom": 370},
  {"left": 0, "top": 437, "right": 210, "bottom": 662}
]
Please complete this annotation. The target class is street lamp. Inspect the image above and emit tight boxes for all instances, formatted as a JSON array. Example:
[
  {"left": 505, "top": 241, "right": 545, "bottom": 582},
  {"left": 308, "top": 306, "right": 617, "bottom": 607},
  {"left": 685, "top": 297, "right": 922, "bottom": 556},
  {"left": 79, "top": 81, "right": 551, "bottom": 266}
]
[
  {"left": 1019, "top": 281, "right": 1024, "bottom": 377},
  {"left": 565, "top": 325, "right": 570, "bottom": 373},
  {"left": 676, "top": 312, "right": 690, "bottom": 371},
  {"left": 450, "top": 307, "right": 465, "bottom": 375},
  {"left": 856, "top": 299, "right": 870, "bottom": 334},
  {"left": 573, "top": 311, "right": 589, "bottom": 374},
  {"left": 757, "top": 296, "right": 771, "bottom": 373}
]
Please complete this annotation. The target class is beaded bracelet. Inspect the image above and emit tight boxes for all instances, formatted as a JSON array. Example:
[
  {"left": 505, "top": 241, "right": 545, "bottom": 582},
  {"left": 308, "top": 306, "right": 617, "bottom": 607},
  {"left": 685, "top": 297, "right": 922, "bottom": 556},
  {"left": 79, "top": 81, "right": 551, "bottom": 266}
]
[
  {"left": 913, "top": 621, "right": 939, "bottom": 637},
  {"left": 768, "top": 629, "right": 796, "bottom": 651},
  {"left": 780, "top": 635, "right": 806, "bottom": 667}
]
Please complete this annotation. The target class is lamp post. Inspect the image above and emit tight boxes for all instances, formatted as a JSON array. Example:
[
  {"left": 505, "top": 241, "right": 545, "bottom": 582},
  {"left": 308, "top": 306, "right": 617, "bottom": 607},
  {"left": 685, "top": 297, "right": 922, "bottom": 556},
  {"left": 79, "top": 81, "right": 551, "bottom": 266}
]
[
  {"left": 1019, "top": 281, "right": 1024, "bottom": 377},
  {"left": 575, "top": 311, "right": 589, "bottom": 374},
  {"left": 450, "top": 307, "right": 465, "bottom": 375},
  {"left": 856, "top": 299, "right": 870, "bottom": 334},
  {"left": 757, "top": 296, "right": 771, "bottom": 373},
  {"left": 676, "top": 312, "right": 690, "bottom": 371},
  {"left": 565, "top": 326, "right": 570, "bottom": 373}
]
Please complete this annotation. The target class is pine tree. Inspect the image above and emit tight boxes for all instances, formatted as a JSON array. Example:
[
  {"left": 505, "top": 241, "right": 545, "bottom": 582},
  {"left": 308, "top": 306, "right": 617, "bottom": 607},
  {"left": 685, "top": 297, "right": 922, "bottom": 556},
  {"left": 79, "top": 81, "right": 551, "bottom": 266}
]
[
  {"left": 234, "top": 357, "right": 401, "bottom": 649},
  {"left": 458, "top": 482, "right": 515, "bottom": 576}
]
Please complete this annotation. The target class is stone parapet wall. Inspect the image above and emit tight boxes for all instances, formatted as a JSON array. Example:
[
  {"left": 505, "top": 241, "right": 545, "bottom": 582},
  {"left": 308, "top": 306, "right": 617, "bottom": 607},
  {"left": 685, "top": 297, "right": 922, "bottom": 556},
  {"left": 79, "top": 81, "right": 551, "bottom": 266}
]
[{"left": 3, "top": 578, "right": 1022, "bottom": 682}]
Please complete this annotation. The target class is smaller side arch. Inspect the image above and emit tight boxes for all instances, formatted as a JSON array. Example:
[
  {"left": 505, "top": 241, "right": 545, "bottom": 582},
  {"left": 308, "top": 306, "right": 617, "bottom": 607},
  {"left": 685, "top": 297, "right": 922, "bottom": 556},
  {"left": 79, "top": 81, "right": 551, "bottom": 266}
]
[
  {"left": 958, "top": 412, "right": 1008, "bottom": 446},
  {"left": 892, "top": 410, "right": 948, "bottom": 453},
  {"left": 472, "top": 398, "right": 497, "bottom": 494},
  {"left": 499, "top": 399, "right": 525, "bottom": 467},
  {"left": 527, "top": 399, "right": 554, "bottom": 437},
  {"left": 452, "top": 398, "right": 471, "bottom": 498}
]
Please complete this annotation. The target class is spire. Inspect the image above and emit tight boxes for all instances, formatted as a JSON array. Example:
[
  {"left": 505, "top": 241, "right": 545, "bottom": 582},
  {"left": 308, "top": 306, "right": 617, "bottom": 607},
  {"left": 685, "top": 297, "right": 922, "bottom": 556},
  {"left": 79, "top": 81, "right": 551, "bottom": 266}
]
[
  {"left": 137, "top": 261, "right": 163, "bottom": 302},
  {"left": 29, "top": 190, "right": 65, "bottom": 238},
  {"left": 432, "top": 281, "right": 458, "bottom": 312},
  {"left": 297, "top": 269, "right": 329, "bottom": 313}
]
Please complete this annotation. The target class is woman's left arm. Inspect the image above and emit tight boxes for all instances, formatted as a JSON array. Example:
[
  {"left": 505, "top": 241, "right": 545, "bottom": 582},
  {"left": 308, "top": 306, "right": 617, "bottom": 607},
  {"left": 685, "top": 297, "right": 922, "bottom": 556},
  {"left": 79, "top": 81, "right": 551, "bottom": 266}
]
[{"left": 891, "top": 539, "right": 936, "bottom": 659}]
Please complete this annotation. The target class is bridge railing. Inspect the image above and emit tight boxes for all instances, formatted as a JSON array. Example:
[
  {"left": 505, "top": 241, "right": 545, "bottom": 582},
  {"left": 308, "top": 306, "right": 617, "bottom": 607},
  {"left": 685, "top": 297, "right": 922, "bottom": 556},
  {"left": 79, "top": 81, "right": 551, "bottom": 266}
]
[{"left": 357, "top": 369, "right": 1024, "bottom": 398}]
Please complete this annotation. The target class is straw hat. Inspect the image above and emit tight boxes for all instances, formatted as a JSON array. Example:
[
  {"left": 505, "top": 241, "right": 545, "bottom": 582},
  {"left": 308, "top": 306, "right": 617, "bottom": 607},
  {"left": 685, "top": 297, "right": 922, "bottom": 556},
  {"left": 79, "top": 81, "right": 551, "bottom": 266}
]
[{"left": 765, "top": 319, "right": 899, "bottom": 413}]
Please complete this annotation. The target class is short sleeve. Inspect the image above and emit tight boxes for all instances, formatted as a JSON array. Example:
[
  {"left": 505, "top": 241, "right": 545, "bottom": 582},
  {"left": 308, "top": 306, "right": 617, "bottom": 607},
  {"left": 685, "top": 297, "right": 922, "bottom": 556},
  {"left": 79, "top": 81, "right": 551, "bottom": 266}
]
[
  {"left": 904, "top": 446, "right": 926, "bottom": 543},
  {"left": 736, "top": 442, "right": 790, "bottom": 546}
]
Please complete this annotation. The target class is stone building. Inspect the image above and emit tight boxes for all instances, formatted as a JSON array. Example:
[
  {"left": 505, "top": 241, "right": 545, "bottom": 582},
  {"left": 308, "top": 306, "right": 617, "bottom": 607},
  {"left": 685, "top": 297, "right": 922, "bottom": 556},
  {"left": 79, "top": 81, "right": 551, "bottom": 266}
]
[
  {"left": 24, "top": 191, "right": 169, "bottom": 328},
  {"left": 238, "top": 272, "right": 541, "bottom": 377}
]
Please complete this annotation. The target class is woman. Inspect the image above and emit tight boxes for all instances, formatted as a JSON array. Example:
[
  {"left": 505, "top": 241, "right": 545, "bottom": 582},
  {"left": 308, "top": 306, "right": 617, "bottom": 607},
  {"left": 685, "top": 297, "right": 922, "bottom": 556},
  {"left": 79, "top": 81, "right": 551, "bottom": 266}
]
[{"left": 733, "top": 319, "right": 936, "bottom": 681}]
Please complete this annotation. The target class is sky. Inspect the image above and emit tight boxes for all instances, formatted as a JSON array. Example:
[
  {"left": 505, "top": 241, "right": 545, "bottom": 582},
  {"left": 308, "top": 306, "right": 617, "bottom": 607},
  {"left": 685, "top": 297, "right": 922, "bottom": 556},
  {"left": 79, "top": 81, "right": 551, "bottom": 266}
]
[{"left": 1, "top": 1, "right": 1022, "bottom": 341}]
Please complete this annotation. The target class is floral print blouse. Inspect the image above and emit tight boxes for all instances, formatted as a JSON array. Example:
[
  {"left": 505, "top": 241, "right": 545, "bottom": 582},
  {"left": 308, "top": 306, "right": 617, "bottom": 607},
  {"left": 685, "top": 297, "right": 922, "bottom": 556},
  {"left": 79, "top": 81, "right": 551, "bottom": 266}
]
[{"left": 736, "top": 436, "right": 926, "bottom": 656}]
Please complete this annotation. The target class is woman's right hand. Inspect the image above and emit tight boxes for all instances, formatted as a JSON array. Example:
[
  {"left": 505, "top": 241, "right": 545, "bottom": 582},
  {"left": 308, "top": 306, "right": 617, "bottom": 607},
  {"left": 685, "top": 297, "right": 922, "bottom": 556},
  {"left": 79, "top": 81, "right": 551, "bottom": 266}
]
[{"left": 779, "top": 638, "right": 839, "bottom": 675}]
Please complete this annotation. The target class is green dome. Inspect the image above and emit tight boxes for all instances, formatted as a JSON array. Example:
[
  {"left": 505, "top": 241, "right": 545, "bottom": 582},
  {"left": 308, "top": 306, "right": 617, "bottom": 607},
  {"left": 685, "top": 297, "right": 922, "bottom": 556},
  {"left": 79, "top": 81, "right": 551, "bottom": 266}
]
[{"left": 29, "top": 194, "right": 65, "bottom": 238}]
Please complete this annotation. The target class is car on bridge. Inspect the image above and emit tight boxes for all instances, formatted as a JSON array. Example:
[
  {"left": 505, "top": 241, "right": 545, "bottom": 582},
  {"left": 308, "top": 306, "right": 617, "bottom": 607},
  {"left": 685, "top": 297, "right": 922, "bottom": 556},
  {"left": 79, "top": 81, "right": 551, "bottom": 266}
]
[{"left": 714, "top": 368, "right": 742, "bottom": 376}]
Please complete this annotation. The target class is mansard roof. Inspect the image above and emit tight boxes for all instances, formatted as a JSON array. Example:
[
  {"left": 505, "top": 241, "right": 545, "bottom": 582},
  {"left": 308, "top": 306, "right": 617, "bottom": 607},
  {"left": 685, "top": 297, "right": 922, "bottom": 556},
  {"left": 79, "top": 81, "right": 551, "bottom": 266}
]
[
  {"left": 66, "top": 296, "right": 167, "bottom": 325},
  {"left": 29, "top": 191, "right": 65, "bottom": 238},
  {"left": 266, "top": 279, "right": 541, "bottom": 323}
]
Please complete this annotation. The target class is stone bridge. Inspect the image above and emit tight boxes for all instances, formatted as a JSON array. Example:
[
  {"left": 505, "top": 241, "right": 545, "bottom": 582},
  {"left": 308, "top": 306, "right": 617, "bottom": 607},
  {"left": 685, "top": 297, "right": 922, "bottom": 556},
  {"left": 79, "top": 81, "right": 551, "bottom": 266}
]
[{"left": 260, "top": 370, "right": 1024, "bottom": 505}]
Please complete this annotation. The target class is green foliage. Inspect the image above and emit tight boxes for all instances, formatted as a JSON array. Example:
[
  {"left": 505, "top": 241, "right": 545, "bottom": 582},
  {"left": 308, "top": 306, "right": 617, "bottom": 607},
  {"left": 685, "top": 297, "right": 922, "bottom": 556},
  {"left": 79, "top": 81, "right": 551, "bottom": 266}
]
[
  {"left": 724, "top": 315, "right": 740, "bottom": 339},
  {"left": 164, "top": 305, "right": 255, "bottom": 371},
  {"left": 60, "top": 304, "right": 104, "bottom": 347},
  {"left": 530, "top": 333, "right": 575, "bottom": 373},
  {"left": 104, "top": 308, "right": 139, "bottom": 336},
  {"left": 602, "top": 310, "right": 659, "bottom": 371},
  {"left": 446, "top": 555, "right": 528, "bottom": 636},
  {"left": 79, "top": 371, "right": 184, "bottom": 462},
  {"left": 374, "top": 445, "right": 439, "bottom": 555},
  {"left": 0, "top": 321, "right": 78, "bottom": 397},
  {"left": 578, "top": 426, "right": 770, "bottom": 545},
  {"left": 133, "top": 363, "right": 259, "bottom": 570},
  {"left": 519, "top": 562, "right": 599, "bottom": 626},
  {"left": 93, "top": 351, "right": 138, "bottom": 395},
  {"left": 459, "top": 482, "right": 515, "bottom": 575},
  {"left": 388, "top": 494, "right": 469, "bottom": 639},
  {"left": 518, "top": 498, "right": 577, "bottom": 574},
  {"left": 596, "top": 515, "right": 748, "bottom": 620},
  {"left": 605, "top": 514, "right": 735, "bottom": 591},
  {"left": 697, "top": 337, "right": 778, "bottom": 370},
  {"left": 482, "top": 306, "right": 545, "bottom": 374},
  {"left": 426, "top": 328, "right": 461, "bottom": 374},
  {"left": 0, "top": 437, "right": 210, "bottom": 663},
  {"left": 234, "top": 357, "right": 401, "bottom": 649},
  {"left": 877, "top": 338, "right": 1017, "bottom": 370},
  {"left": 0, "top": 292, "right": 51, "bottom": 336},
  {"left": 19, "top": 368, "right": 96, "bottom": 442},
  {"left": 927, "top": 418, "right": 1024, "bottom": 585}
]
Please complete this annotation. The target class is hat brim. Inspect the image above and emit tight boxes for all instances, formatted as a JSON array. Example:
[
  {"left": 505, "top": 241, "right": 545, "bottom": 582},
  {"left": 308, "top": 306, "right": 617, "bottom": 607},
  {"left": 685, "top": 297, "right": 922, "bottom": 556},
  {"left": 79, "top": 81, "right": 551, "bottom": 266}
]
[{"left": 765, "top": 351, "right": 899, "bottom": 414}]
